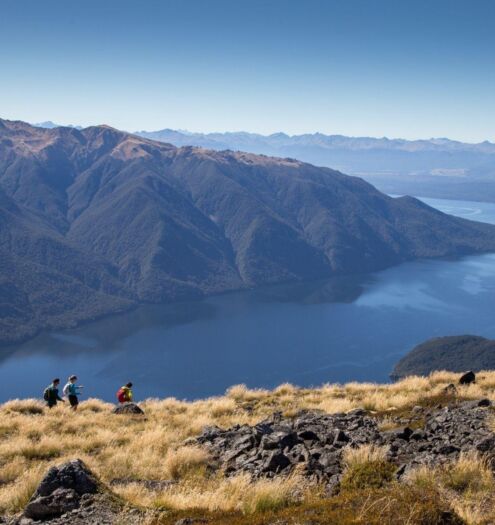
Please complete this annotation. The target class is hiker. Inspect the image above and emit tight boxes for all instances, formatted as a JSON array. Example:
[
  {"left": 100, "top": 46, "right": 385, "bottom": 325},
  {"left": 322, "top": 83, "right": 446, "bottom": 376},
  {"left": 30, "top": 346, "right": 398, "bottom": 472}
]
[
  {"left": 117, "top": 382, "right": 133, "bottom": 404},
  {"left": 43, "top": 378, "right": 65, "bottom": 408},
  {"left": 63, "top": 375, "right": 84, "bottom": 410}
]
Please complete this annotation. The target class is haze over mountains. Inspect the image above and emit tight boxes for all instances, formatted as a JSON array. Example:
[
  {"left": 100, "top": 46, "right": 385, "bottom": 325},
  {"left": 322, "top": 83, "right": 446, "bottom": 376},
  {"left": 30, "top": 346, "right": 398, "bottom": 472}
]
[
  {"left": 2, "top": 118, "right": 495, "bottom": 346},
  {"left": 136, "top": 129, "right": 495, "bottom": 203}
]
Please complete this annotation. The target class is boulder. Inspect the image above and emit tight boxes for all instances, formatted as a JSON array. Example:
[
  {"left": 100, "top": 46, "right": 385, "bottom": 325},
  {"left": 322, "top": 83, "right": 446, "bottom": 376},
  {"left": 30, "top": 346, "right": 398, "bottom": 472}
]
[
  {"left": 23, "top": 460, "right": 99, "bottom": 520},
  {"left": 459, "top": 371, "right": 476, "bottom": 385},
  {"left": 112, "top": 403, "right": 144, "bottom": 415}
]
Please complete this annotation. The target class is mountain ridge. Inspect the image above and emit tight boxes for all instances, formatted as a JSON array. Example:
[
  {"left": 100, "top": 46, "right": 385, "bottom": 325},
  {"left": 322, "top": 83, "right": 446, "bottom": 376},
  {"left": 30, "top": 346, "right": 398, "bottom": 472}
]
[
  {"left": 2, "top": 118, "right": 495, "bottom": 346},
  {"left": 134, "top": 127, "right": 495, "bottom": 202}
]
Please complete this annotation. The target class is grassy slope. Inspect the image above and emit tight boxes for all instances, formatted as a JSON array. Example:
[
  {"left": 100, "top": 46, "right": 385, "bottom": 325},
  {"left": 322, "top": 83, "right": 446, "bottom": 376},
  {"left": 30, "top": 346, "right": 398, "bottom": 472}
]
[{"left": 2, "top": 372, "right": 495, "bottom": 524}]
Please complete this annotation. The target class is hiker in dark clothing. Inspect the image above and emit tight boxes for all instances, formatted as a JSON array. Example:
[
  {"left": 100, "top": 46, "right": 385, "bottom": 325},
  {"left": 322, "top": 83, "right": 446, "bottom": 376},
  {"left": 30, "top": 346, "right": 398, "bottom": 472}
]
[{"left": 44, "top": 378, "right": 65, "bottom": 408}]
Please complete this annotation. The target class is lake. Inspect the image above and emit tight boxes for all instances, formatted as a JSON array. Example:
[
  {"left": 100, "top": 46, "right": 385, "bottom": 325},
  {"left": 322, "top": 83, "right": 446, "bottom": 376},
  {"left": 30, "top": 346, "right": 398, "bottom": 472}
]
[{"left": 1, "top": 196, "right": 495, "bottom": 402}]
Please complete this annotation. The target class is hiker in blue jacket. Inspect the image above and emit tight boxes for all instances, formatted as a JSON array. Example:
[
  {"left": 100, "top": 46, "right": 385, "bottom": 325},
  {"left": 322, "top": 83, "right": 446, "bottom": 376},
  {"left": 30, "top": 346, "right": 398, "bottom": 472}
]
[{"left": 63, "top": 375, "right": 84, "bottom": 410}]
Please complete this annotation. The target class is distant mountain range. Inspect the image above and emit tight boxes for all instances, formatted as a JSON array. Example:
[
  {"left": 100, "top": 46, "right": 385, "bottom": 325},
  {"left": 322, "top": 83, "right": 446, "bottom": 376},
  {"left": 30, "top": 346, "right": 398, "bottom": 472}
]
[
  {"left": 2, "top": 118, "right": 495, "bottom": 345},
  {"left": 135, "top": 129, "right": 495, "bottom": 202},
  {"left": 34, "top": 121, "right": 83, "bottom": 130},
  {"left": 35, "top": 122, "right": 495, "bottom": 202}
]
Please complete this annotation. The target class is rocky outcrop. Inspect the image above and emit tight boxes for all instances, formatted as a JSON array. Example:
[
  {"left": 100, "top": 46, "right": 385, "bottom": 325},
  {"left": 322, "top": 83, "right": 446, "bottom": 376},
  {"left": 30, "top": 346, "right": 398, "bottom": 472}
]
[
  {"left": 196, "top": 400, "right": 495, "bottom": 492},
  {"left": 23, "top": 460, "right": 99, "bottom": 521},
  {"left": 13, "top": 460, "right": 145, "bottom": 525},
  {"left": 197, "top": 409, "right": 379, "bottom": 490},
  {"left": 112, "top": 403, "right": 144, "bottom": 415},
  {"left": 383, "top": 399, "right": 494, "bottom": 476}
]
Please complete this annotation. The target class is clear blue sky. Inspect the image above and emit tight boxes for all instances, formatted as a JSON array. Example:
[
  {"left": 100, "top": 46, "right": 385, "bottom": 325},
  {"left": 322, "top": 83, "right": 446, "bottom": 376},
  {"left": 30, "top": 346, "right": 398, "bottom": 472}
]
[{"left": 1, "top": 0, "right": 494, "bottom": 142}]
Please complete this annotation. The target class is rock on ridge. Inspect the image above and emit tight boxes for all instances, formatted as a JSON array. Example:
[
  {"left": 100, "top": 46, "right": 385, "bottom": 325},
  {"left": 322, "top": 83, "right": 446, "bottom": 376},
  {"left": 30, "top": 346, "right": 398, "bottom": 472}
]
[
  {"left": 195, "top": 401, "right": 495, "bottom": 492},
  {"left": 22, "top": 459, "right": 99, "bottom": 521},
  {"left": 112, "top": 403, "right": 144, "bottom": 415},
  {"left": 14, "top": 459, "right": 145, "bottom": 525}
]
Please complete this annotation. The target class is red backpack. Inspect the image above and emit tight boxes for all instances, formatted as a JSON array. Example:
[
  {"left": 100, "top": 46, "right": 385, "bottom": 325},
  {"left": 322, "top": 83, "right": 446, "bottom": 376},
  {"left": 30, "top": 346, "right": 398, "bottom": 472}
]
[{"left": 116, "top": 387, "right": 127, "bottom": 403}]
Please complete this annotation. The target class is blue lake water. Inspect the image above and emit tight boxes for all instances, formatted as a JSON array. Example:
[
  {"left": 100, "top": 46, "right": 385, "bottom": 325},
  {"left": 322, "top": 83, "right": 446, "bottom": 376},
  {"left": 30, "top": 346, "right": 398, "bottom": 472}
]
[{"left": 1, "top": 196, "right": 495, "bottom": 402}]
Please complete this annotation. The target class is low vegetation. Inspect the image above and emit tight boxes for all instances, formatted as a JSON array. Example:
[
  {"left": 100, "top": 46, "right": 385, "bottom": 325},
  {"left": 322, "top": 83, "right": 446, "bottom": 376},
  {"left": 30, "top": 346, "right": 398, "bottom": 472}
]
[{"left": 3, "top": 371, "right": 495, "bottom": 523}]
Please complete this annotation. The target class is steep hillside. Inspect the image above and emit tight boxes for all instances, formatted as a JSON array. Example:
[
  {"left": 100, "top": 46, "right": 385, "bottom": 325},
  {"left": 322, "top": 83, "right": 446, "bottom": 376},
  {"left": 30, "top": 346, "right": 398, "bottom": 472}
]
[
  {"left": 2, "top": 118, "right": 495, "bottom": 345},
  {"left": 392, "top": 335, "right": 495, "bottom": 379}
]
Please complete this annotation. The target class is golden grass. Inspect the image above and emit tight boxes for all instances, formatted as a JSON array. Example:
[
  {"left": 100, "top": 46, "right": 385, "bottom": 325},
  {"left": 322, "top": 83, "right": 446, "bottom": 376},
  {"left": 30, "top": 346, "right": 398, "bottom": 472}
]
[
  {"left": 341, "top": 445, "right": 395, "bottom": 490},
  {"left": 406, "top": 451, "right": 495, "bottom": 525},
  {"left": 343, "top": 444, "right": 388, "bottom": 467},
  {"left": 2, "top": 371, "right": 495, "bottom": 521},
  {"left": 150, "top": 471, "right": 306, "bottom": 514}
]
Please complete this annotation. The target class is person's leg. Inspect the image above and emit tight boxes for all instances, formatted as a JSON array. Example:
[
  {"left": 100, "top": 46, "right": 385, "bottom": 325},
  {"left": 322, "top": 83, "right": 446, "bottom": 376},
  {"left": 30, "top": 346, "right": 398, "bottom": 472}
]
[{"left": 69, "top": 395, "right": 78, "bottom": 411}]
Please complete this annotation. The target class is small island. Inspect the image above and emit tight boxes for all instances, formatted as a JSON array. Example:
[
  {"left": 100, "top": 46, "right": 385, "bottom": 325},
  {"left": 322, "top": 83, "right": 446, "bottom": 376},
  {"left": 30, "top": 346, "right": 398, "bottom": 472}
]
[{"left": 391, "top": 335, "right": 495, "bottom": 380}]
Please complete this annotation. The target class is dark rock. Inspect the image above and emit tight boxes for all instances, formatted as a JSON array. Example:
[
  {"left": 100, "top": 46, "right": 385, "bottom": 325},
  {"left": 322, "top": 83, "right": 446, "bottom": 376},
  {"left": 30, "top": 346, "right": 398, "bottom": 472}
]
[
  {"left": 410, "top": 429, "right": 426, "bottom": 441},
  {"left": 395, "top": 427, "right": 414, "bottom": 441},
  {"left": 333, "top": 430, "right": 350, "bottom": 444},
  {"left": 348, "top": 408, "right": 367, "bottom": 416},
  {"left": 112, "top": 403, "right": 144, "bottom": 415},
  {"left": 443, "top": 383, "right": 458, "bottom": 396},
  {"left": 195, "top": 402, "right": 495, "bottom": 488},
  {"left": 261, "top": 431, "right": 298, "bottom": 451},
  {"left": 262, "top": 452, "right": 291, "bottom": 473},
  {"left": 298, "top": 430, "right": 319, "bottom": 441},
  {"left": 437, "top": 445, "right": 460, "bottom": 455},
  {"left": 33, "top": 459, "right": 98, "bottom": 498},
  {"left": 24, "top": 488, "right": 79, "bottom": 520},
  {"left": 476, "top": 436, "right": 495, "bottom": 452},
  {"left": 477, "top": 398, "right": 491, "bottom": 407},
  {"left": 459, "top": 371, "right": 476, "bottom": 385},
  {"left": 23, "top": 460, "right": 99, "bottom": 520}
]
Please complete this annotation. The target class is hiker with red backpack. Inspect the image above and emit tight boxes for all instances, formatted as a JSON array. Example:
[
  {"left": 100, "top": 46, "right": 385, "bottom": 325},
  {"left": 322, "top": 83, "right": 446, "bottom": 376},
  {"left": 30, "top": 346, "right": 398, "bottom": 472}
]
[{"left": 117, "top": 382, "right": 133, "bottom": 404}]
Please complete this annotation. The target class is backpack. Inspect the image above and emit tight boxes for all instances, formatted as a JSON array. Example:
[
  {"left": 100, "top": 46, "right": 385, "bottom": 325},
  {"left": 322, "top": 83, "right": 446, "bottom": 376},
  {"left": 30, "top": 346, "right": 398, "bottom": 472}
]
[
  {"left": 43, "top": 387, "right": 50, "bottom": 401},
  {"left": 116, "top": 387, "right": 127, "bottom": 403}
]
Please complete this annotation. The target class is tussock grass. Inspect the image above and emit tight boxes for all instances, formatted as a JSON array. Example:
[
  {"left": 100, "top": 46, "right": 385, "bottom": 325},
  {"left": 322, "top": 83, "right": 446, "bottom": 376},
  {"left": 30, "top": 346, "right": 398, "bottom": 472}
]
[
  {"left": 163, "top": 446, "right": 210, "bottom": 480},
  {"left": 406, "top": 452, "right": 495, "bottom": 525},
  {"left": 443, "top": 451, "right": 493, "bottom": 494},
  {"left": 150, "top": 472, "right": 306, "bottom": 514},
  {"left": 341, "top": 445, "right": 395, "bottom": 490},
  {"left": 1, "top": 371, "right": 495, "bottom": 521},
  {"left": 2, "top": 399, "right": 44, "bottom": 415}
]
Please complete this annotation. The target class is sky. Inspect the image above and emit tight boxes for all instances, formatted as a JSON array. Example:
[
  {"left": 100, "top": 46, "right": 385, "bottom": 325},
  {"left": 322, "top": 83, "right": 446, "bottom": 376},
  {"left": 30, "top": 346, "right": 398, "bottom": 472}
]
[{"left": 0, "top": 0, "right": 494, "bottom": 142}]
